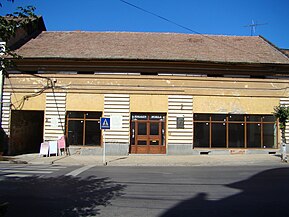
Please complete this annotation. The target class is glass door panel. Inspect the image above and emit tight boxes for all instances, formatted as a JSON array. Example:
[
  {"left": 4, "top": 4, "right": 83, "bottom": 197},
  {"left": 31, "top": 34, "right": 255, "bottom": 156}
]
[
  {"left": 85, "top": 121, "right": 100, "bottom": 146},
  {"left": 68, "top": 120, "right": 83, "bottom": 145},
  {"left": 138, "top": 122, "right": 147, "bottom": 135},
  {"left": 150, "top": 122, "right": 159, "bottom": 135}
]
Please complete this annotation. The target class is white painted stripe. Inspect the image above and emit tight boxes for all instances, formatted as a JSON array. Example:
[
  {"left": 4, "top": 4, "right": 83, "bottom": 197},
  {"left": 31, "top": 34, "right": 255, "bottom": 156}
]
[
  {"left": 5, "top": 174, "right": 32, "bottom": 178},
  {"left": 50, "top": 166, "right": 67, "bottom": 169},
  {"left": 0, "top": 165, "right": 64, "bottom": 169},
  {"left": 1, "top": 170, "right": 52, "bottom": 174},
  {"left": 65, "top": 165, "right": 96, "bottom": 177},
  {"left": 0, "top": 168, "right": 60, "bottom": 171}
]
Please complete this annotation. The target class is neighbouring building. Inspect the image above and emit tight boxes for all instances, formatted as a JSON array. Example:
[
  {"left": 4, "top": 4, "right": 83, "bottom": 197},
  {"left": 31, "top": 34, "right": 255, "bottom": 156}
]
[
  {"left": 0, "top": 16, "right": 46, "bottom": 155},
  {"left": 3, "top": 31, "right": 289, "bottom": 155}
]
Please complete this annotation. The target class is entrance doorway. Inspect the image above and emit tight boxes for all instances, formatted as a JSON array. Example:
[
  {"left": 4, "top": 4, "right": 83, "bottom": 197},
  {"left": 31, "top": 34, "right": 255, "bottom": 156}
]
[
  {"left": 130, "top": 113, "right": 166, "bottom": 154},
  {"left": 10, "top": 110, "right": 44, "bottom": 155}
]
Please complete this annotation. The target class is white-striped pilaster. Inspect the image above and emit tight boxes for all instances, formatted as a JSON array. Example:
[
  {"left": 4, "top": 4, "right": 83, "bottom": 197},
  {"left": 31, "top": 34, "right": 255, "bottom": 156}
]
[
  {"left": 168, "top": 95, "right": 193, "bottom": 146},
  {"left": 1, "top": 92, "right": 11, "bottom": 136},
  {"left": 44, "top": 92, "right": 66, "bottom": 141},
  {"left": 103, "top": 94, "right": 130, "bottom": 144}
]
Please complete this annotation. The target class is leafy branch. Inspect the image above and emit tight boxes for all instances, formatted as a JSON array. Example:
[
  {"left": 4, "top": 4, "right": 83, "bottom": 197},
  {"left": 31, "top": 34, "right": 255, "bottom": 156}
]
[
  {"left": 0, "top": 5, "right": 37, "bottom": 75},
  {"left": 273, "top": 105, "right": 289, "bottom": 148}
]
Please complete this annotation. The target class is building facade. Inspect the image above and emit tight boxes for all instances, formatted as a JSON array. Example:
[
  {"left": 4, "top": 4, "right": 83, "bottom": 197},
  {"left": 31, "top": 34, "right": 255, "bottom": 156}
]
[{"left": 3, "top": 32, "right": 289, "bottom": 155}]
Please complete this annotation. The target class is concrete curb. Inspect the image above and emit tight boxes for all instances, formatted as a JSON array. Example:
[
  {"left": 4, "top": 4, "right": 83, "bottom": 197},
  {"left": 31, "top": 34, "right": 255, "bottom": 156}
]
[{"left": 1, "top": 153, "right": 287, "bottom": 167}]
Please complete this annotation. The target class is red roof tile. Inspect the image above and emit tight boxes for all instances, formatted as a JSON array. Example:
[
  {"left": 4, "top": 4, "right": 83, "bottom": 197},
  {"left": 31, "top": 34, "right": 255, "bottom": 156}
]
[{"left": 15, "top": 31, "right": 289, "bottom": 64}]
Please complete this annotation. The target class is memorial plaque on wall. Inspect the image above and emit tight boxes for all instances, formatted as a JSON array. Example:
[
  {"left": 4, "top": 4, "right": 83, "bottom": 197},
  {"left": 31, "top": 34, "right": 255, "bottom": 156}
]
[{"left": 176, "top": 117, "right": 185, "bottom": 129}]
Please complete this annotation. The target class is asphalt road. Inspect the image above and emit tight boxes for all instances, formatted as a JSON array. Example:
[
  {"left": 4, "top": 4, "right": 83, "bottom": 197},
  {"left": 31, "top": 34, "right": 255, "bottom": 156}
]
[{"left": 1, "top": 164, "right": 289, "bottom": 217}]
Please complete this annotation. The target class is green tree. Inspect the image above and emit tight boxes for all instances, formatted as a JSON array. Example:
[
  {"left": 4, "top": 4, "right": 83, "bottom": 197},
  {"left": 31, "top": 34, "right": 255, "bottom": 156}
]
[
  {"left": 273, "top": 105, "right": 289, "bottom": 144},
  {"left": 0, "top": 0, "right": 36, "bottom": 74},
  {"left": 273, "top": 105, "right": 289, "bottom": 161}
]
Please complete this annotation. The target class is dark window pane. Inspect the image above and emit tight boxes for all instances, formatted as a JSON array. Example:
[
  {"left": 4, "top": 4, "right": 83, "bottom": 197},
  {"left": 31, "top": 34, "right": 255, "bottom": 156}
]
[
  {"left": 85, "top": 112, "right": 102, "bottom": 119},
  {"left": 229, "top": 123, "right": 245, "bottom": 148},
  {"left": 194, "top": 114, "right": 210, "bottom": 121},
  {"left": 262, "top": 115, "right": 276, "bottom": 122},
  {"left": 228, "top": 114, "right": 244, "bottom": 121},
  {"left": 68, "top": 112, "right": 84, "bottom": 118},
  {"left": 194, "top": 122, "right": 209, "bottom": 147},
  {"left": 138, "top": 122, "right": 147, "bottom": 135},
  {"left": 150, "top": 123, "right": 159, "bottom": 135},
  {"left": 138, "top": 140, "right": 147, "bottom": 145},
  {"left": 247, "top": 123, "right": 261, "bottom": 148},
  {"left": 67, "top": 120, "right": 83, "bottom": 145},
  {"left": 211, "top": 123, "right": 226, "bottom": 147},
  {"left": 150, "top": 140, "right": 159, "bottom": 145},
  {"left": 263, "top": 123, "right": 276, "bottom": 148},
  {"left": 85, "top": 121, "right": 100, "bottom": 146},
  {"left": 212, "top": 114, "right": 226, "bottom": 121},
  {"left": 247, "top": 115, "right": 261, "bottom": 122}
]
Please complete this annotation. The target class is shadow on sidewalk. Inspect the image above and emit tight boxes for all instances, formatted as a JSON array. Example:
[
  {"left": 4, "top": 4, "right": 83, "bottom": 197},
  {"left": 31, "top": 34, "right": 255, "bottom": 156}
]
[
  {"left": 0, "top": 175, "right": 126, "bottom": 217},
  {"left": 160, "top": 167, "right": 289, "bottom": 217}
]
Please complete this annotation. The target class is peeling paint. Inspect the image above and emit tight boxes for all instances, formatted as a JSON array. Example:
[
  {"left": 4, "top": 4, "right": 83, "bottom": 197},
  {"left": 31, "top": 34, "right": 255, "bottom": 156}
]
[{"left": 270, "top": 83, "right": 278, "bottom": 89}]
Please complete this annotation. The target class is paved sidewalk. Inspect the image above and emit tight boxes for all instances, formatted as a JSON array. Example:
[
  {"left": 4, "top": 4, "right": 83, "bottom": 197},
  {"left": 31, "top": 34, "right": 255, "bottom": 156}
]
[{"left": 1, "top": 153, "right": 287, "bottom": 167}]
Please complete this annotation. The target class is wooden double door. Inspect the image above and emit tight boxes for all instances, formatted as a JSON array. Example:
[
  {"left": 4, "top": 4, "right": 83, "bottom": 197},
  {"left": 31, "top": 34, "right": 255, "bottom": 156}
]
[{"left": 130, "top": 114, "right": 166, "bottom": 154}]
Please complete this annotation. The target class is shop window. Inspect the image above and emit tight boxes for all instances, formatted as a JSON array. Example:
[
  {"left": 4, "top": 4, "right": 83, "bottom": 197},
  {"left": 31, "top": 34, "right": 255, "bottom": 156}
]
[
  {"left": 229, "top": 123, "right": 244, "bottom": 148},
  {"left": 66, "top": 111, "right": 102, "bottom": 146},
  {"left": 263, "top": 123, "right": 276, "bottom": 148},
  {"left": 211, "top": 123, "right": 226, "bottom": 148},
  {"left": 193, "top": 114, "right": 277, "bottom": 149},
  {"left": 193, "top": 122, "right": 209, "bottom": 148},
  {"left": 247, "top": 123, "right": 261, "bottom": 148}
]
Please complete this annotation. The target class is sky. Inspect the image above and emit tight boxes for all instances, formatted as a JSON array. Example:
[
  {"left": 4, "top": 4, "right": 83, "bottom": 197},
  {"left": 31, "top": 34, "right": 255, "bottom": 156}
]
[{"left": 1, "top": 0, "right": 289, "bottom": 49}]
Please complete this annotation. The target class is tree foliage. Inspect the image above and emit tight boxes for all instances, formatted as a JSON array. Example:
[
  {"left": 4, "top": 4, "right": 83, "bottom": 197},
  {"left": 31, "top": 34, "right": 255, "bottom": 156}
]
[
  {"left": 273, "top": 105, "right": 289, "bottom": 129},
  {"left": 0, "top": 1, "right": 36, "bottom": 75},
  {"left": 1, "top": 6, "right": 36, "bottom": 41}
]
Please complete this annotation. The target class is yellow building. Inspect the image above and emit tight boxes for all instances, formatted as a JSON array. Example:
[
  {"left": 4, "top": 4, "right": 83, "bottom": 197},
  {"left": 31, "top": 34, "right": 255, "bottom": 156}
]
[{"left": 3, "top": 32, "right": 289, "bottom": 155}]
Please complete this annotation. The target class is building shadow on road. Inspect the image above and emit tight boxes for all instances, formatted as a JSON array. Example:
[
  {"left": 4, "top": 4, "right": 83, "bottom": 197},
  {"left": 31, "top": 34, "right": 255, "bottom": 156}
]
[
  {"left": 160, "top": 167, "right": 289, "bottom": 217},
  {"left": 0, "top": 175, "right": 126, "bottom": 217}
]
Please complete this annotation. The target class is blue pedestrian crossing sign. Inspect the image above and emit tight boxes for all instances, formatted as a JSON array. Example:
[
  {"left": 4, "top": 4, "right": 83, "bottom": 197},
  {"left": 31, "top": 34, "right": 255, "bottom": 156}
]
[{"left": 100, "top": 117, "right": 110, "bottom": 130}]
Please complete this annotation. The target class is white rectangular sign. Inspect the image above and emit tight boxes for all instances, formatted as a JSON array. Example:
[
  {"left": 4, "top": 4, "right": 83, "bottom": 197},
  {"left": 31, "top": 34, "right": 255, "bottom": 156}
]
[{"left": 110, "top": 115, "right": 123, "bottom": 130}]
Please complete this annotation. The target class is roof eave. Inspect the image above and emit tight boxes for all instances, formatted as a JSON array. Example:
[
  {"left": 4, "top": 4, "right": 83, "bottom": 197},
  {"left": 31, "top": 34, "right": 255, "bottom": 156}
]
[{"left": 10, "top": 57, "right": 289, "bottom": 76}]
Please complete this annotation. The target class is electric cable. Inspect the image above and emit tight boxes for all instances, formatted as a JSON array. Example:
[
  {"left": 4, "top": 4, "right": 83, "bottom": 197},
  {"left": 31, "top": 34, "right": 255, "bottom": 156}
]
[{"left": 119, "top": 0, "right": 276, "bottom": 63}]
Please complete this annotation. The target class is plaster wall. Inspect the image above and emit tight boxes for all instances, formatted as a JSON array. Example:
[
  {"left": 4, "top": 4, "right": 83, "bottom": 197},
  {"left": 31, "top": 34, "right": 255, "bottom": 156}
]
[
  {"left": 11, "top": 93, "right": 45, "bottom": 110},
  {"left": 193, "top": 96, "right": 279, "bottom": 114},
  {"left": 130, "top": 95, "right": 168, "bottom": 112},
  {"left": 66, "top": 94, "right": 104, "bottom": 111}
]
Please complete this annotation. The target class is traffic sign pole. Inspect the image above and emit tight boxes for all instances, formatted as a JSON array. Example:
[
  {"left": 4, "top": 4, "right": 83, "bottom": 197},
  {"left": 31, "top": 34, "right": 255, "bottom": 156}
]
[
  {"left": 103, "top": 129, "right": 106, "bottom": 165},
  {"left": 100, "top": 117, "right": 110, "bottom": 166}
]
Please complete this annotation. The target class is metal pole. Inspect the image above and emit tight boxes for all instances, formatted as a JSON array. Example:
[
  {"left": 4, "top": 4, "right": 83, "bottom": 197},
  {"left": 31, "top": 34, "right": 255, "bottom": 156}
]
[{"left": 103, "top": 129, "right": 107, "bottom": 165}]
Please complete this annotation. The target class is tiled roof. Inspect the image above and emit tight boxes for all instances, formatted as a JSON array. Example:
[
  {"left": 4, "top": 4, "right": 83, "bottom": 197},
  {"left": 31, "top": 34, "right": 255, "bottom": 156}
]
[
  {"left": 15, "top": 31, "right": 289, "bottom": 64},
  {"left": 282, "top": 49, "right": 289, "bottom": 57}
]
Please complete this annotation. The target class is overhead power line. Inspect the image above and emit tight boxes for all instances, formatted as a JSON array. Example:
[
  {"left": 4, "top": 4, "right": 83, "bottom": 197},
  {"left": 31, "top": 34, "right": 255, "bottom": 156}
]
[
  {"left": 119, "top": 0, "right": 273, "bottom": 62},
  {"left": 120, "top": 0, "right": 201, "bottom": 35}
]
